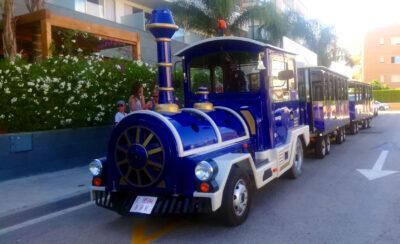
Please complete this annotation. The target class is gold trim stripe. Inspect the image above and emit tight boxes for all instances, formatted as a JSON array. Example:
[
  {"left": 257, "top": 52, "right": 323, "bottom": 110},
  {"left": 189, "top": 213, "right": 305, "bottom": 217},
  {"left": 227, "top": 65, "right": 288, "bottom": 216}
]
[
  {"left": 158, "top": 87, "right": 174, "bottom": 91},
  {"left": 156, "top": 103, "right": 180, "bottom": 113},
  {"left": 195, "top": 91, "right": 209, "bottom": 95},
  {"left": 157, "top": 62, "right": 173, "bottom": 67},
  {"left": 240, "top": 110, "right": 256, "bottom": 135},
  {"left": 156, "top": 38, "right": 171, "bottom": 42},
  {"left": 194, "top": 102, "right": 214, "bottom": 111},
  {"left": 146, "top": 23, "right": 179, "bottom": 30}
]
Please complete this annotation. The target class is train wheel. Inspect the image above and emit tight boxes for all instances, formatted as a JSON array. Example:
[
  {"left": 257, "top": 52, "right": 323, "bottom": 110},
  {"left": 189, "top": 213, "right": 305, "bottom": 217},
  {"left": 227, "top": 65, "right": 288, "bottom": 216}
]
[
  {"left": 287, "top": 138, "right": 303, "bottom": 178},
  {"left": 315, "top": 137, "right": 326, "bottom": 159},
  {"left": 325, "top": 136, "right": 331, "bottom": 154},
  {"left": 336, "top": 129, "right": 344, "bottom": 144},
  {"left": 367, "top": 119, "right": 371, "bottom": 128},
  {"left": 219, "top": 167, "right": 252, "bottom": 226},
  {"left": 361, "top": 120, "right": 367, "bottom": 129},
  {"left": 342, "top": 128, "right": 347, "bottom": 141}
]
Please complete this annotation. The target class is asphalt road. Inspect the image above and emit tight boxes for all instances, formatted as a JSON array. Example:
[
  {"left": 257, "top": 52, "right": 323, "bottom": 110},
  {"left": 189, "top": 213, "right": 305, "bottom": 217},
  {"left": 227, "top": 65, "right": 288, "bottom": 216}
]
[{"left": 1, "top": 112, "right": 400, "bottom": 244}]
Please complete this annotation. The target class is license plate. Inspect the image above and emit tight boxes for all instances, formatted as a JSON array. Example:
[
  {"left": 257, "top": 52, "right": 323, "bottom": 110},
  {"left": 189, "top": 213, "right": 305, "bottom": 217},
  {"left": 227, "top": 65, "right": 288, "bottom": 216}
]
[{"left": 130, "top": 196, "right": 158, "bottom": 214}]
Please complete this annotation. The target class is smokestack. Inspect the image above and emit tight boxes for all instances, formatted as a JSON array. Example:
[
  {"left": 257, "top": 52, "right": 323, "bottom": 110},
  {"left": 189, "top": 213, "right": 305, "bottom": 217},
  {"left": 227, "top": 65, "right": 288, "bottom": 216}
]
[{"left": 147, "top": 9, "right": 179, "bottom": 113}]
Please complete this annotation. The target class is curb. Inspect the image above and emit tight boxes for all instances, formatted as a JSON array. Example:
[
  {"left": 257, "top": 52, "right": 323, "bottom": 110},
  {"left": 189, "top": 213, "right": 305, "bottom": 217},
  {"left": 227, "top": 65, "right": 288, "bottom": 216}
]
[{"left": 0, "top": 191, "right": 91, "bottom": 230}]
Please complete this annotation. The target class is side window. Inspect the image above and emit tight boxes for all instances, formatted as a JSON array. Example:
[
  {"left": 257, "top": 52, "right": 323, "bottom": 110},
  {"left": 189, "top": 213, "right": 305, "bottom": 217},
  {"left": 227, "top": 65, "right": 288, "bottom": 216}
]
[
  {"left": 311, "top": 71, "right": 324, "bottom": 101},
  {"left": 190, "top": 68, "right": 211, "bottom": 92},
  {"left": 348, "top": 85, "right": 355, "bottom": 102},
  {"left": 286, "top": 57, "right": 298, "bottom": 100},
  {"left": 270, "top": 54, "right": 297, "bottom": 102}
]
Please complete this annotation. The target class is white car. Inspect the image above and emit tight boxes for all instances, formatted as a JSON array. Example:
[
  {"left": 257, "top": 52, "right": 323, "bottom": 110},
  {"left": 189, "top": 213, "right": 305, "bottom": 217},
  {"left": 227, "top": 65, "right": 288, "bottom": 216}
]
[{"left": 374, "top": 101, "right": 390, "bottom": 111}]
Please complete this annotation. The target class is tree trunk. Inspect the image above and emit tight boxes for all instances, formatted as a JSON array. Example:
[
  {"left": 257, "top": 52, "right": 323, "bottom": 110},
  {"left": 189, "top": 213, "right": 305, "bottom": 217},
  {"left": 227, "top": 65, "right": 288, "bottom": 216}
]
[{"left": 2, "top": 0, "right": 17, "bottom": 61}]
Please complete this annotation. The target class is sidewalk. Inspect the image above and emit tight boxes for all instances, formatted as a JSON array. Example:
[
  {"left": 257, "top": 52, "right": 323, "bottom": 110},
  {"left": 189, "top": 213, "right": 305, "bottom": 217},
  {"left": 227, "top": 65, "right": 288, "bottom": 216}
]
[{"left": 0, "top": 166, "right": 91, "bottom": 218}]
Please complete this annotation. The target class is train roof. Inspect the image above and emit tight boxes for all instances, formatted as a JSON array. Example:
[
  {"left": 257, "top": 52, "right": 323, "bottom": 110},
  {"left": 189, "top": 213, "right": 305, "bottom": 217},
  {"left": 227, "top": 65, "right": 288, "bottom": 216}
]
[
  {"left": 348, "top": 80, "right": 372, "bottom": 87},
  {"left": 299, "top": 66, "right": 349, "bottom": 79},
  {"left": 175, "top": 36, "right": 296, "bottom": 58}
]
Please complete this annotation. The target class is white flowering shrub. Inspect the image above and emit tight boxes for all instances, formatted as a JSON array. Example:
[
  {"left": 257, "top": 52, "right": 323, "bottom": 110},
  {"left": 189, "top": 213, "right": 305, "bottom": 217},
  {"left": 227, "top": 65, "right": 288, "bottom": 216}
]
[{"left": 0, "top": 56, "right": 156, "bottom": 133}]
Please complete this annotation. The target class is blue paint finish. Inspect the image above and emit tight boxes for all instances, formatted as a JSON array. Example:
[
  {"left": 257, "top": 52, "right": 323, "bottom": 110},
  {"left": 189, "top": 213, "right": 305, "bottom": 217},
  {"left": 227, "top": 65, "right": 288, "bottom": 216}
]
[
  {"left": 147, "top": 8, "right": 178, "bottom": 105},
  {"left": 207, "top": 109, "right": 246, "bottom": 141},
  {"left": 272, "top": 101, "right": 299, "bottom": 146},
  {"left": 165, "top": 110, "right": 218, "bottom": 150}
]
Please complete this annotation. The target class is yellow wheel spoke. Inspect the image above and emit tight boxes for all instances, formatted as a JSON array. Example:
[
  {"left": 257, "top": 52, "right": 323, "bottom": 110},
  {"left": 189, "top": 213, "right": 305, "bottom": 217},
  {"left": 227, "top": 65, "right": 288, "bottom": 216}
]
[
  {"left": 124, "top": 132, "right": 132, "bottom": 146},
  {"left": 148, "top": 147, "right": 162, "bottom": 155},
  {"left": 117, "top": 145, "right": 128, "bottom": 154},
  {"left": 136, "top": 171, "right": 141, "bottom": 185},
  {"left": 142, "top": 133, "right": 154, "bottom": 147},
  {"left": 124, "top": 167, "right": 133, "bottom": 178},
  {"left": 117, "top": 159, "right": 128, "bottom": 165},
  {"left": 135, "top": 128, "right": 141, "bottom": 144},
  {"left": 147, "top": 159, "right": 162, "bottom": 169},
  {"left": 143, "top": 168, "right": 154, "bottom": 181}
]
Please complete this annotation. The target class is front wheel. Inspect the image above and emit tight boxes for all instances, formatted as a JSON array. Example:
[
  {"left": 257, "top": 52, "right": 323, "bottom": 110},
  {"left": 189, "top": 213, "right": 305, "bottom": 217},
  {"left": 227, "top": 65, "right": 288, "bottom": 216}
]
[
  {"left": 219, "top": 167, "right": 252, "bottom": 226},
  {"left": 315, "top": 136, "right": 326, "bottom": 159},
  {"left": 287, "top": 138, "right": 304, "bottom": 178}
]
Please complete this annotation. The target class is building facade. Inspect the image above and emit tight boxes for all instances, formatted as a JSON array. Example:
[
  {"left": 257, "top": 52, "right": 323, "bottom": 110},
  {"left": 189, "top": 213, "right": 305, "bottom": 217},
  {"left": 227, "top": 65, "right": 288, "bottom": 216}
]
[
  {"left": 363, "top": 25, "right": 400, "bottom": 88},
  {"left": 5, "top": 0, "right": 188, "bottom": 64}
]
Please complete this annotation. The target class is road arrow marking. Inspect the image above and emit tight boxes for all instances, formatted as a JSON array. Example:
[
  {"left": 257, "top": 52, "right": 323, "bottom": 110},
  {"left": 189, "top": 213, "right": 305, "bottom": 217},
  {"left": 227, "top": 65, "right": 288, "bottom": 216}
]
[{"left": 357, "top": 150, "right": 398, "bottom": 180}]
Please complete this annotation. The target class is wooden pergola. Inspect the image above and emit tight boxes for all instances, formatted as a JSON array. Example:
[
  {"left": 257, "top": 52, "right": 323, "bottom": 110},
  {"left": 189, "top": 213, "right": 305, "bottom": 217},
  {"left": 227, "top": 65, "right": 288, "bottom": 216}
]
[{"left": 3, "top": 9, "right": 141, "bottom": 59}]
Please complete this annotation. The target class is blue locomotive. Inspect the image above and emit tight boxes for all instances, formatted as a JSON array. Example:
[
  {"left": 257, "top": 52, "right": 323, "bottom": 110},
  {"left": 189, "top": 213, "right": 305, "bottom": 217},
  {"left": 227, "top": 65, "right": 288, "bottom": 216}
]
[{"left": 89, "top": 8, "right": 310, "bottom": 226}]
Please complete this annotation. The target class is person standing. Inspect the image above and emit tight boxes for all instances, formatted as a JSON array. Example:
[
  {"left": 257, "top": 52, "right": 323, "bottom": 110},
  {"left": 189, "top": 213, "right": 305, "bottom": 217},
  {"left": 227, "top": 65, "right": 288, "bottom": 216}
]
[{"left": 129, "top": 84, "right": 146, "bottom": 113}]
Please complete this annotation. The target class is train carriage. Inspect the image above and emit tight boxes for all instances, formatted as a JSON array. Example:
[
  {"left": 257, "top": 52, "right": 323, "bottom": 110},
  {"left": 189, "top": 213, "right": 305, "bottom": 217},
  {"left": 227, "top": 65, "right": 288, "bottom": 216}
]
[
  {"left": 298, "top": 67, "right": 350, "bottom": 158},
  {"left": 347, "top": 81, "right": 374, "bottom": 134},
  {"left": 89, "top": 8, "right": 310, "bottom": 226}
]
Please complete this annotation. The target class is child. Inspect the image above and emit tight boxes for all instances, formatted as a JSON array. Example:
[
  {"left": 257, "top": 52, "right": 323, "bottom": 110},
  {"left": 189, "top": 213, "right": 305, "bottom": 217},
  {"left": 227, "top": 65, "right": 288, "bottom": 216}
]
[{"left": 115, "top": 100, "right": 127, "bottom": 125}]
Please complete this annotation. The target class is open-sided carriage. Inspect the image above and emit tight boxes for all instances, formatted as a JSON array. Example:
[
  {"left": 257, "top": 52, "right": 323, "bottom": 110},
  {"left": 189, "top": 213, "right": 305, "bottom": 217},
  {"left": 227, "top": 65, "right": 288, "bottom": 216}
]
[
  {"left": 347, "top": 80, "right": 374, "bottom": 134},
  {"left": 298, "top": 67, "right": 350, "bottom": 158}
]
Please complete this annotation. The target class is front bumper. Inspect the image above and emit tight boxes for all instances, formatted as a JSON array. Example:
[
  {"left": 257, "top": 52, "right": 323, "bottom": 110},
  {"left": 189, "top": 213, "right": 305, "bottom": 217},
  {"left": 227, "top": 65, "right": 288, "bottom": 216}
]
[{"left": 92, "top": 189, "right": 212, "bottom": 216}]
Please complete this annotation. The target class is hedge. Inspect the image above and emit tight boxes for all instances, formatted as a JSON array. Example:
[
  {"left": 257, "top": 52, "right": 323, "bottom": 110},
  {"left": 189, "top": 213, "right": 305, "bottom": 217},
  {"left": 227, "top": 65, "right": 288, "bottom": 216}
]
[
  {"left": 372, "top": 90, "right": 400, "bottom": 103},
  {"left": 0, "top": 55, "right": 157, "bottom": 133}
]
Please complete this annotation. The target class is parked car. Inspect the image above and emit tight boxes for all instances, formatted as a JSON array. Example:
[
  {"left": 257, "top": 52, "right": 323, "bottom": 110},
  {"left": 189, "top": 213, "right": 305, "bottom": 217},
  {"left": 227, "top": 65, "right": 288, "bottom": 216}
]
[{"left": 374, "top": 101, "right": 390, "bottom": 112}]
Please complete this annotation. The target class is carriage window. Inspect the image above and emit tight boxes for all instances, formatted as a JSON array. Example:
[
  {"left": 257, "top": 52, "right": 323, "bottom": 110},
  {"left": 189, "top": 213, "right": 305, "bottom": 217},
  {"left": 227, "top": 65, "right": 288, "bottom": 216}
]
[
  {"left": 311, "top": 71, "right": 324, "bottom": 101},
  {"left": 189, "top": 51, "right": 261, "bottom": 94},
  {"left": 348, "top": 87, "right": 355, "bottom": 101},
  {"left": 271, "top": 54, "right": 297, "bottom": 102}
]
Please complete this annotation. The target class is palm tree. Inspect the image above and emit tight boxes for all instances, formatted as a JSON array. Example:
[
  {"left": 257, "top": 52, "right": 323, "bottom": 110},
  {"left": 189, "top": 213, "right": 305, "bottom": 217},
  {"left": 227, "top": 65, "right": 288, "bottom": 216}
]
[
  {"left": 1, "top": 0, "right": 17, "bottom": 60},
  {"left": 170, "top": 0, "right": 258, "bottom": 37}
]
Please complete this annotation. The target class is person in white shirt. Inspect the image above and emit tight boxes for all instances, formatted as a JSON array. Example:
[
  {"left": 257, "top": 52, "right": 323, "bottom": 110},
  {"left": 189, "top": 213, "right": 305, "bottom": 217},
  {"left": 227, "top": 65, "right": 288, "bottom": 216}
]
[{"left": 115, "top": 100, "right": 127, "bottom": 125}]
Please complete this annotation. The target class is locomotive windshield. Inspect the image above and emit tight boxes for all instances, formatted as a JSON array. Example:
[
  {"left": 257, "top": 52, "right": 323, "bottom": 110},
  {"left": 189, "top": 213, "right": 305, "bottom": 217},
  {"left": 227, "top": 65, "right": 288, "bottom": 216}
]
[{"left": 189, "top": 51, "right": 262, "bottom": 94}]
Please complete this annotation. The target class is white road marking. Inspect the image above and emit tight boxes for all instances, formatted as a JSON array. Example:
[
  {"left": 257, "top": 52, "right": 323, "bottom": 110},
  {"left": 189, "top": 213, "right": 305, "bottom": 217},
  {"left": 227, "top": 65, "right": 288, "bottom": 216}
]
[
  {"left": 0, "top": 202, "right": 93, "bottom": 236},
  {"left": 357, "top": 150, "right": 398, "bottom": 180}
]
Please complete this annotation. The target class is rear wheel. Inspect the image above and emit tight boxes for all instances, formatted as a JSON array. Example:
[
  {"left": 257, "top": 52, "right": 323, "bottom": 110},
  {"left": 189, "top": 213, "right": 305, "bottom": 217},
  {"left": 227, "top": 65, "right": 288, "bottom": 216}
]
[
  {"left": 219, "top": 167, "right": 252, "bottom": 226},
  {"left": 351, "top": 122, "right": 359, "bottom": 134},
  {"left": 367, "top": 119, "right": 371, "bottom": 128},
  {"left": 325, "top": 136, "right": 331, "bottom": 154},
  {"left": 336, "top": 129, "right": 344, "bottom": 144},
  {"left": 342, "top": 128, "right": 347, "bottom": 141},
  {"left": 287, "top": 138, "right": 303, "bottom": 178},
  {"left": 315, "top": 136, "right": 326, "bottom": 159}
]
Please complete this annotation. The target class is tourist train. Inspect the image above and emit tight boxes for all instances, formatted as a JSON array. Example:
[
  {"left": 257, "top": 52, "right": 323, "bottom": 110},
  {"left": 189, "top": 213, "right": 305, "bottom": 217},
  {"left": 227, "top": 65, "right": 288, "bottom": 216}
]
[{"left": 89, "top": 8, "right": 374, "bottom": 226}]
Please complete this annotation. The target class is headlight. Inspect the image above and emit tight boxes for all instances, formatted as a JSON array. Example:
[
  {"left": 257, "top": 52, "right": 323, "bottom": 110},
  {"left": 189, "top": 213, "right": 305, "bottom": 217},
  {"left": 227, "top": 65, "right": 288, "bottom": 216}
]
[
  {"left": 89, "top": 159, "right": 103, "bottom": 176},
  {"left": 195, "top": 161, "right": 216, "bottom": 181}
]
